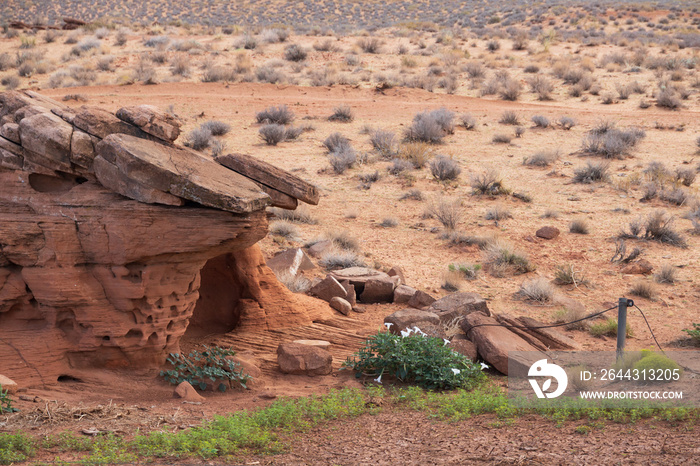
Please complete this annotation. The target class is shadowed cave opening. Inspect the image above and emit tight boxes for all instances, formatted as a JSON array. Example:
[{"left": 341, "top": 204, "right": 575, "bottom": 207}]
[{"left": 187, "top": 253, "right": 244, "bottom": 337}]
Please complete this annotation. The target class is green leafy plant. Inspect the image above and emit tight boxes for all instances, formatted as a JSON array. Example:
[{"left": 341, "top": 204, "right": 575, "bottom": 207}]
[
  {"left": 683, "top": 323, "right": 700, "bottom": 344},
  {"left": 0, "top": 385, "right": 17, "bottom": 414},
  {"left": 160, "top": 346, "right": 250, "bottom": 392},
  {"left": 342, "top": 331, "right": 486, "bottom": 390}
]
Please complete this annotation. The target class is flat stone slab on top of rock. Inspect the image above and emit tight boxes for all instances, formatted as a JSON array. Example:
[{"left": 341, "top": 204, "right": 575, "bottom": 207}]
[
  {"left": 330, "top": 267, "right": 390, "bottom": 286},
  {"left": 95, "top": 134, "right": 270, "bottom": 214}
]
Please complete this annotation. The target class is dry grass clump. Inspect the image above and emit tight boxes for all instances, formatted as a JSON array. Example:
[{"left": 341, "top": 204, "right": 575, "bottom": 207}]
[
  {"left": 256, "top": 105, "right": 294, "bottom": 125},
  {"left": 429, "top": 155, "right": 461, "bottom": 181},
  {"left": 499, "top": 110, "right": 521, "bottom": 125},
  {"left": 484, "top": 238, "right": 534, "bottom": 277},
  {"left": 441, "top": 269, "right": 462, "bottom": 292},
  {"left": 269, "top": 220, "right": 301, "bottom": 241},
  {"left": 654, "top": 264, "right": 677, "bottom": 284},
  {"left": 524, "top": 150, "right": 559, "bottom": 167},
  {"left": 319, "top": 249, "right": 366, "bottom": 270},
  {"left": 470, "top": 169, "right": 509, "bottom": 196},
  {"left": 527, "top": 75, "right": 554, "bottom": 101},
  {"left": 554, "top": 264, "right": 589, "bottom": 287},
  {"left": 620, "top": 210, "right": 686, "bottom": 247},
  {"left": 379, "top": 217, "right": 398, "bottom": 228},
  {"left": 269, "top": 205, "right": 318, "bottom": 224},
  {"left": 569, "top": 219, "right": 589, "bottom": 235},
  {"left": 328, "top": 105, "right": 354, "bottom": 122},
  {"left": 492, "top": 133, "right": 512, "bottom": 144},
  {"left": 201, "top": 120, "right": 230, "bottom": 136},
  {"left": 325, "top": 229, "right": 360, "bottom": 251},
  {"left": 573, "top": 161, "right": 609, "bottom": 184},
  {"left": 553, "top": 306, "right": 589, "bottom": 331},
  {"left": 484, "top": 205, "right": 512, "bottom": 221},
  {"left": 428, "top": 197, "right": 462, "bottom": 230},
  {"left": 519, "top": 277, "right": 555, "bottom": 303},
  {"left": 369, "top": 130, "right": 397, "bottom": 158},
  {"left": 357, "top": 37, "right": 381, "bottom": 54},
  {"left": 388, "top": 158, "right": 413, "bottom": 175},
  {"left": 400, "top": 189, "right": 424, "bottom": 201},
  {"left": 675, "top": 168, "right": 696, "bottom": 187},
  {"left": 629, "top": 281, "right": 655, "bottom": 300},
  {"left": 398, "top": 142, "right": 431, "bottom": 168},
  {"left": 275, "top": 271, "right": 312, "bottom": 293}
]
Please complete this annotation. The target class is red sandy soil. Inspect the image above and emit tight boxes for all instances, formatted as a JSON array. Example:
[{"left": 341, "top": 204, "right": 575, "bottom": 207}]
[{"left": 2, "top": 79, "right": 698, "bottom": 464}]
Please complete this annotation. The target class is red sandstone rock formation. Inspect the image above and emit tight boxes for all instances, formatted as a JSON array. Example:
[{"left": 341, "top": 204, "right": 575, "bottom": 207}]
[{"left": 0, "top": 91, "right": 327, "bottom": 387}]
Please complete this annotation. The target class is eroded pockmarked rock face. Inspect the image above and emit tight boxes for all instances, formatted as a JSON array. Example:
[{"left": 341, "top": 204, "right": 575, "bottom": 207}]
[
  {"left": 0, "top": 170, "right": 268, "bottom": 385},
  {"left": 0, "top": 91, "right": 327, "bottom": 387}
]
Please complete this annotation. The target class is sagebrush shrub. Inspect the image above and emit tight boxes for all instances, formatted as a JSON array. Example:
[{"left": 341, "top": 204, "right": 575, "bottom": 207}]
[
  {"left": 284, "top": 43, "right": 307, "bottom": 62},
  {"left": 404, "top": 108, "right": 454, "bottom": 144},
  {"left": 429, "top": 155, "right": 461, "bottom": 181},
  {"left": 370, "top": 130, "right": 397, "bottom": 158},
  {"left": 256, "top": 105, "right": 294, "bottom": 124},
  {"left": 201, "top": 120, "right": 231, "bottom": 136},
  {"left": 259, "top": 124, "right": 287, "bottom": 145},
  {"left": 185, "top": 127, "right": 212, "bottom": 150},
  {"left": 323, "top": 132, "right": 351, "bottom": 152}
]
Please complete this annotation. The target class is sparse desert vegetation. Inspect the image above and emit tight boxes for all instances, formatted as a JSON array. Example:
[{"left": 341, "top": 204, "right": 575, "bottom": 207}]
[{"left": 1, "top": 3, "right": 699, "bottom": 463}]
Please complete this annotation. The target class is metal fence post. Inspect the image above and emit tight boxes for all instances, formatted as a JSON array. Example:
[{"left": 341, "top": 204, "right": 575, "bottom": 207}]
[{"left": 616, "top": 298, "right": 632, "bottom": 361}]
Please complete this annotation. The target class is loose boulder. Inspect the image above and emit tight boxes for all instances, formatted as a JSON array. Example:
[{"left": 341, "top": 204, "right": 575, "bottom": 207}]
[
  {"left": 309, "top": 274, "right": 347, "bottom": 302},
  {"left": 384, "top": 308, "right": 440, "bottom": 334},
  {"left": 621, "top": 259, "right": 653, "bottom": 275},
  {"left": 428, "top": 292, "right": 489, "bottom": 324},
  {"left": 393, "top": 284, "right": 417, "bottom": 304},
  {"left": 536, "top": 226, "right": 560, "bottom": 240},
  {"left": 0, "top": 375, "right": 18, "bottom": 394},
  {"left": 277, "top": 342, "right": 333, "bottom": 376},
  {"left": 174, "top": 381, "right": 206, "bottom": 402},
  {"left": 329, "top": 296, "right": 352, "bottom": 315},
  {"left": 408, "top": 290, "right": 436, "bottom": 309}
]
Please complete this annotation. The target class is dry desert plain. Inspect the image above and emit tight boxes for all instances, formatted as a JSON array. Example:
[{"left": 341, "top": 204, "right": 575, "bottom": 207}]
[{"left": 1, "top": 1, "right": 700, "bottom": 464}]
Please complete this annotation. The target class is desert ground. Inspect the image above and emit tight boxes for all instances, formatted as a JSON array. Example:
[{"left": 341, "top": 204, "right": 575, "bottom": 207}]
[{"left": 1, "top": 1, "right": 700, "bottom": 464}]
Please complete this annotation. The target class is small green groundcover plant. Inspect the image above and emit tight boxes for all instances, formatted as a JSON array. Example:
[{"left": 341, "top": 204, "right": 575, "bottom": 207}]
[
  {"left": 342, "top": 329, "right": 486, "bottom": 390},
  {"left": 0, "top": 385, "right": 17, "bottom": 414},
  {"left": 684, "top": 323, "right": 700, "bottom": 344},
  {"left": 160, "top": 345, "right": 250, "bottom": 392}
]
